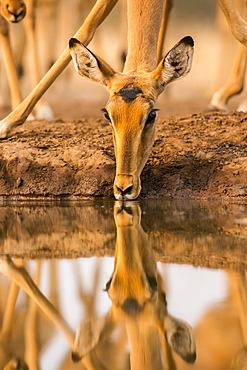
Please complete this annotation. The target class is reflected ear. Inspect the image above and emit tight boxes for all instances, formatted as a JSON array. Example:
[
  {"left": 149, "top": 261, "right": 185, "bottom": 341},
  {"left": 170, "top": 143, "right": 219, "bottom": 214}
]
[
  {"left": 165, "top": 315, "right": 196, "bottom": 363},
  {"left": 69, "top": 38, "right": 117, "bottom": 87},
  {"left": 72, "top": 316, "right": 107, "bottom": 362},
  {"left": 152, "top": 36, "right": 194, "bottom": 92}
]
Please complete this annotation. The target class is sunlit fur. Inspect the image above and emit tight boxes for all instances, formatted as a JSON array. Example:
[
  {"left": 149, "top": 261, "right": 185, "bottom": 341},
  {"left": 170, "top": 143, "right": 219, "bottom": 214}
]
[
  {"left": 0, "top": 0, "right": 26, "bottom": 23},
  {"left": 106, "top": 73, "right": 159, "bottom": 200}
]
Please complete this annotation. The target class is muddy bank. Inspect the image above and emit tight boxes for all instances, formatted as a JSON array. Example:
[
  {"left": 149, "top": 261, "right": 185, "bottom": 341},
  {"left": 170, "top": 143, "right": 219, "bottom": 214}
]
[
  {"left": 0, "top": 111, "right": 247, "bottom": 200},
  {"left": 1, "top": 200, "right": 247, "bottom": 269}
]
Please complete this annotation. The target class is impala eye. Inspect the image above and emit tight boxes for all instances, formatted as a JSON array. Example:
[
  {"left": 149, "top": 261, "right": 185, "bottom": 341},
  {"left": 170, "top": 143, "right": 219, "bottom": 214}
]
[
  {"left": 147, "top": 275, "right": 158, "bottom": 291},
  {"left": 145, "top": 109, "right": 158, "bottom": 126},
  {"left": 101, "top": 108, "right": 111, "bottom": 122},
  {"left": 104, "top": 278, "right": 112, "bottom": 291}
]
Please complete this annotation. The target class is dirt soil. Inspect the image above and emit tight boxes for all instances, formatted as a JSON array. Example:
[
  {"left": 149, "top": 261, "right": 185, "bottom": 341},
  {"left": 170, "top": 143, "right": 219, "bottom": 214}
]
[{"left": 0, "top": 104, "right": 247, "bottom": 200}]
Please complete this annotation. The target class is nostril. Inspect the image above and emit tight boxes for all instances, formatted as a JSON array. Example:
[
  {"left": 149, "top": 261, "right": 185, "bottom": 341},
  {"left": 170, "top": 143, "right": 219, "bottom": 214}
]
[
  {"left": 116, "top": 184, "right": 133, "bottom": 196},
  {"left": 6, "top": 4, "right": 12, "bottom": 14},
  {"left": 6, "top": 3, "right": 25, "bottom": 20}
]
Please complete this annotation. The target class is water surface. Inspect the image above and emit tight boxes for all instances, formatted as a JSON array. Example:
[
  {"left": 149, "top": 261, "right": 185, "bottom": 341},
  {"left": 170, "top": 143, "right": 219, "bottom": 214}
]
[{"left": 0, "top": 199, "right": 247, "bottom": 369}]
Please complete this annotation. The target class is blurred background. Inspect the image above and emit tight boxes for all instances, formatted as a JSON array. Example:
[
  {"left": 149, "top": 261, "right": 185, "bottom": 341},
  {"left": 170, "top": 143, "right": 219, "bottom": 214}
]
[{"left": 0, "top": 0, "right": 245, "bottom": 119}]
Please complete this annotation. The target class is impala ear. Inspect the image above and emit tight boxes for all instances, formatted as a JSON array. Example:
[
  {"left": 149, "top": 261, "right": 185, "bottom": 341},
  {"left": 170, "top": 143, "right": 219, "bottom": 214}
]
[
  {"left": 165, "top": 314, "right": 196, "bottom": 364},
  {"left": 152, "top": 36, "right": 194, "bottom": 91},
  {"left": 69, "top": 38, "right": 116, "bottom": 87},
  {"left": 72, "top": 316, "right": 107, "bottom": 362}
]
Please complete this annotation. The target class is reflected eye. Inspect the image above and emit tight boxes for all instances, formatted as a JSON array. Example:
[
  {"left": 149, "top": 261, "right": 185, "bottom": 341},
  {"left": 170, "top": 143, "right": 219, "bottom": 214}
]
[
  {"left": 147, "top": 275, "right": 158, "bottom": 291},
  {"left": 104, "top": 278, "right": 112, "bottom": 291},
  {"left": 145, "top": 109, "right": 158, "bottom": 126},
  {"left": 101, "top": 108, "right": 111, "bottom": 122}
]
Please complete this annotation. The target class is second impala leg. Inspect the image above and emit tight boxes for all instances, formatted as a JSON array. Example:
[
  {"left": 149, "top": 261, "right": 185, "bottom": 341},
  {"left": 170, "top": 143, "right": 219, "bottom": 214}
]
[
  {"left": 208, "top": 42, "right": 247, "bottom": 110},
  {"left": 23, "top": 0, "right": 60, "bottom": 119},
  {"left": 208, "top": 0, "right": 247, "bottom": 111},
  {"left": 0, "top": 0, "right": 27, "bottom": 109},
  {"left": 0, "top": 0, "right": 118, "bottom": 139},
  {"left": 0, "top": 16, "right": 23, "bottom": 109},
  {"left": 216, "top": 0, "right": 247, "bottom": 45}
]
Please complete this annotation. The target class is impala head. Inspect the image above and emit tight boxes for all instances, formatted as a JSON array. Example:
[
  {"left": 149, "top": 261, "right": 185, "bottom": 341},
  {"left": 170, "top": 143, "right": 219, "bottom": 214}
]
[
  {"left": 0, "top": 0, "right": 26, "bottom": 22},
  {"left": 69, "top": 37, "right": 194, "bottom": 199},
  {"left": 106, "top": 202, "right": 196, "bottom": 364},
  {"left": 106, "top": 202, "right": 158, "bottom": 314}
]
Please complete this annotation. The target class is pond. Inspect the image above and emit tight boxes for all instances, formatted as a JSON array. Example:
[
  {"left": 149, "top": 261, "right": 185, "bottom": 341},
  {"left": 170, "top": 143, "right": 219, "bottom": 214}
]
[{"left": 0, "top": 199, "right": 247, "bottom": 369}]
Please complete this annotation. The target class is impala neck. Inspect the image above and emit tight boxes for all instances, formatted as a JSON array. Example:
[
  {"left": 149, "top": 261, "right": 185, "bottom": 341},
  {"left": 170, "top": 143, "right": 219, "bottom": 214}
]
[
  {"left": 124, "top": 0, "right": 164, "bottom": 73},
  {"left": 126, "top": 323, "right": 164, "bottom": 369}
]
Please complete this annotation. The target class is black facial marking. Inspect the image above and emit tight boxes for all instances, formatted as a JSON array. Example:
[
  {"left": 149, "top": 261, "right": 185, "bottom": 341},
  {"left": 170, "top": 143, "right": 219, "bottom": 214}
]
[
  {"left": 117, "top": 86, "right": 144, "bottom": 103},
  {"left": 122, "top": 297, "right": 143, "bottom": 314}
]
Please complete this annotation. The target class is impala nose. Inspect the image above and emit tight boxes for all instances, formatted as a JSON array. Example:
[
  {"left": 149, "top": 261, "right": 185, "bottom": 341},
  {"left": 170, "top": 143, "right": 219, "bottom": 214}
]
[
  {"left": 6, "top": 3, "right": 26, "bottom": 22},
  {"left": 116, "top": 184, "right": 133, "bottom": 197},
  {"left": 114, "top": 174, "right": 137, "bottom": 200}
]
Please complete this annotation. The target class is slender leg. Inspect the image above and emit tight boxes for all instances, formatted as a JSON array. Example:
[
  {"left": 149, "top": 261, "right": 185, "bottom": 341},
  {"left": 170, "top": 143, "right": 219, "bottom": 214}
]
[
  {"left": 156, "top": 0, "right": 174, "bottom": 63},
  {"left": 216, "top": 0, "right": 247, "bottom": 46},
  {"left": 0, "top": 0, "right": 118, "bottom": 139},
  {"left": 24, "top": 0, "right": 39, "bottom": 92},
  {"left": 23, "top": 0, "right": 56, "bottom": 119},
  {"left": 118, "top": 0, "right": 128, "bottom": 70},
  {"left": 207, "top": 43, "right": 247, "bottom": 110},
  {"left": 24, "top": 261, "right": 41, "bottom": 370},
  {"left": 208, "top": 0, "right": 247, "bottom": 110},
  {"left": 0, "top": 256, "right": 75, "bottom": 347},
  {"left": 0, "top": 260, "right": 27, "bottom": 369},
  {"left": 0, "top": 256, "right": 127, "bottom": 369},
  {"left": 0, "top": 15, "right": 22, "bottom": 109},
  {"left": 0, "top": 281, "right": 20, "bottom": 336},
  {"left": 228, "top": 271, "right": 247, "bottom": 369}
]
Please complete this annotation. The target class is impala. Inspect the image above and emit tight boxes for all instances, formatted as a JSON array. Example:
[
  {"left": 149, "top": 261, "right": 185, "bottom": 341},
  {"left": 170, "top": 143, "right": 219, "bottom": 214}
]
[
  {"left": 69, "top": 0, "right": 194, "bottom": 199},
  {"left": 69, "top": 36, "right": 193, "bottom": 199}
]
